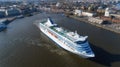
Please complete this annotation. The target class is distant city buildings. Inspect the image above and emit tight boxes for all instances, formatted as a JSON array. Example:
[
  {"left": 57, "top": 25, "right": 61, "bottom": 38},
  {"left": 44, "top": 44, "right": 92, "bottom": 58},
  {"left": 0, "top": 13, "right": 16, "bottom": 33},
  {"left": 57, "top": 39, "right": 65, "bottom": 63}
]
[
  {"left": 0, "top": 1, "right": 40, "bottom": 18},
  {"left": 63, "top": 0, "right": 120, "bottom": 3}
]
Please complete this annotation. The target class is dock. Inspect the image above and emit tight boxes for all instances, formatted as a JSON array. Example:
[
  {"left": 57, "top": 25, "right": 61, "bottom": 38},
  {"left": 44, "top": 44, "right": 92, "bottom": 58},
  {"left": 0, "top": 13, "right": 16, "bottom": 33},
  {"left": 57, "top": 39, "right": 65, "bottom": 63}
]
[{"left": 68, "top": 15, "right": 120, "bottom": 34}]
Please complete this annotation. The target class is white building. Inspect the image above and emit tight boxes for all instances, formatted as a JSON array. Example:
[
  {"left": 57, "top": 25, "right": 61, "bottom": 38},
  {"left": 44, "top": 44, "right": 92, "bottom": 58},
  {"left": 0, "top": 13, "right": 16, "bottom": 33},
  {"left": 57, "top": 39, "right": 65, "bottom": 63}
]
[
  {"left": 82, "top": 12, "right": 95, "bottom": 17},
  {"left": 104, "top": 8, "right": 110, "bottom": 17},
  {"left": 74, "top": 9, "right": 82, "bottom": 16},
  {"left": 74, "top": 9, "right": 96, "bottom": 17},
  {"left": 56, "top": 2, "right": 61, "bottom": 7}
]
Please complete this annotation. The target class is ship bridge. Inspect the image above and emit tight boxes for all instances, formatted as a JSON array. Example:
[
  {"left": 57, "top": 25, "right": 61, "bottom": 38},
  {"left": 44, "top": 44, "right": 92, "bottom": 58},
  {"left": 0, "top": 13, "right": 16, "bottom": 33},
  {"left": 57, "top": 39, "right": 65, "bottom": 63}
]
[{"left": 52, "top": 26, "right": 88, "bottom": 43}]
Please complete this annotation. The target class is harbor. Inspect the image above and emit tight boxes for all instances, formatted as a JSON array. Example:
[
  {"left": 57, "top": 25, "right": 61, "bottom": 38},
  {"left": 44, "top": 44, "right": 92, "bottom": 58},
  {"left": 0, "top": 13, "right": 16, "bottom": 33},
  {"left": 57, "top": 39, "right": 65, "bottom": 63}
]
[
  {"left": 0, "top": 0, "right": 120, "bottom": 67},
  {"left": 0, "top": 13, "right": 120, "bottom": 67},
  {"left": 68, "top": 15, "right": 120, "bottom": 34}
]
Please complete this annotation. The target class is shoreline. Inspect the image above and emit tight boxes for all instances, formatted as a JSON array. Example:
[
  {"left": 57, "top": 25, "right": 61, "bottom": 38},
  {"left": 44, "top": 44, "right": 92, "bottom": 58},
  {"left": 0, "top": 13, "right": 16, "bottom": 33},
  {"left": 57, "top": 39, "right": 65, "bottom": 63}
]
[{"left": 68, "top": 15, "right": 120, "bottom": 34}]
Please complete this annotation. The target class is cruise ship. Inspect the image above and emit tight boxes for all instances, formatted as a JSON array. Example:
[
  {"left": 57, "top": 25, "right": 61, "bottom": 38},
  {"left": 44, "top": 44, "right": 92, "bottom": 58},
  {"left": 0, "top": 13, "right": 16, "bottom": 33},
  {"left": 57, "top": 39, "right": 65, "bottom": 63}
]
[{"left": 38, "top": 18, "right": 95, "bottom": 58}]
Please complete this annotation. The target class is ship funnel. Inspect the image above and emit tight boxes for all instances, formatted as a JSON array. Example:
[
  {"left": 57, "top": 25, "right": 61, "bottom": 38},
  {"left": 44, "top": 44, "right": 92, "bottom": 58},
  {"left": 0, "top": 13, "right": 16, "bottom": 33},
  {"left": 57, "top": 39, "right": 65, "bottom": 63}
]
[
  {"left": 47, "top": 17, "right": 55, "bottom": 24},
  {"left": 45, "top": 18, "right": 55, "bottom": 27}
]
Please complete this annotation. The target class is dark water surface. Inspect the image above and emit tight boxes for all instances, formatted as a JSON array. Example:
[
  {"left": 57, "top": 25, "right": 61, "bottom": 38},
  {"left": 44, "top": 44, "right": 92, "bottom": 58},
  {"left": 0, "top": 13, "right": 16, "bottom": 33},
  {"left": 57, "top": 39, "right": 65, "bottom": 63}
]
[{"left": 0, "top": 13, "right": 120, "bottom": 67}]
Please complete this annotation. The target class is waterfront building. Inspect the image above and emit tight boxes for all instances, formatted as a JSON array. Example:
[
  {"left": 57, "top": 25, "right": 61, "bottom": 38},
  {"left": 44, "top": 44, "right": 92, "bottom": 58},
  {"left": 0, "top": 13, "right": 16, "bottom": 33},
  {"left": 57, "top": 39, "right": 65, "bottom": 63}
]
[
  {"left": 7, "top": 8, "right": 21, "bottom": 17},
  {"left": 0, "top": 8, "right": 6, "bottom": 18},
  {"left": 104, "top": 8, "right": 110, "bottom": 17},
  {"left": 111, "top": 14, "right": 120, "bottom": 18},
  {"left": 82, "top": 12, "right": 96, "bottom": 17},
  {"left": 0, "top": 6, "right": 21, "bottom": 17},
  {"left": 74, "top": 9, "right": 82, "bottom": 16},
  {"left": 88, "top": 17, "right": 103, "bottom": 24}
]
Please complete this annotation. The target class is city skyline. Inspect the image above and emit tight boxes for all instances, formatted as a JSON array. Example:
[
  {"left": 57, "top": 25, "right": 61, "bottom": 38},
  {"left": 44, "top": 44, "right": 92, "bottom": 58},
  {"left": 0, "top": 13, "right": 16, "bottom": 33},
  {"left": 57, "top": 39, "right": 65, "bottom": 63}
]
[{"left": 0, "top": 0, "right": 120, "bottom": 2}]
